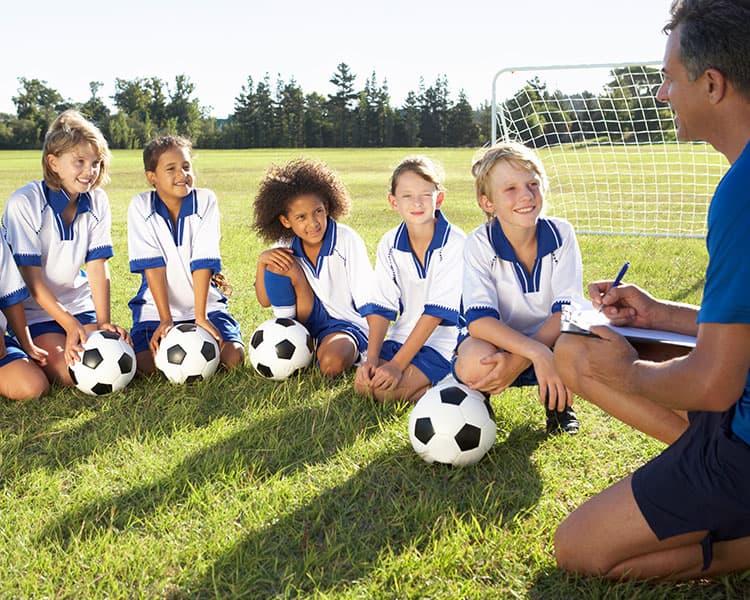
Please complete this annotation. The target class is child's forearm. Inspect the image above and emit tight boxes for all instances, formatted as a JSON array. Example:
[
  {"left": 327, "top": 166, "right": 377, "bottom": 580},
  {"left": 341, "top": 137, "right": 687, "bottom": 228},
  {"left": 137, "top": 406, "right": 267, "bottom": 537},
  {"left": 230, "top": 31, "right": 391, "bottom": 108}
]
[
  {"left": 468, "top": 316, "right": 547, "bottom": 364},
  {"left": 86, "top": 258, "right": 112, "bottom": 324},
  {"left": 389, "top": 314, "right": 441, "bottom": 370},
  {"left": 2, "top": 303, "right": 33, "bottom": 348},
  {"left": 144, "top": 267, "right": 173, "bottom": 323},
  {"left": 192, "top": 268, "right": 212, "bottom": 320},
  {"left": 365, "top": 314, "right": 390, "bottom": 363}
]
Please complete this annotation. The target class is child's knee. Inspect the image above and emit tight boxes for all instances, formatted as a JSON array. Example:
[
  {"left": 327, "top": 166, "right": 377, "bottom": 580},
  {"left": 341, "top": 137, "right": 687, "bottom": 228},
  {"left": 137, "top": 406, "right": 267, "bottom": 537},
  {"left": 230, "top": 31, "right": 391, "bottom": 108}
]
[
  {"left": 221, "top": 343, "right": 245, "bottom": 369},
  {"left": 318, "top": 352, "right": 349, "bottom": 378}
]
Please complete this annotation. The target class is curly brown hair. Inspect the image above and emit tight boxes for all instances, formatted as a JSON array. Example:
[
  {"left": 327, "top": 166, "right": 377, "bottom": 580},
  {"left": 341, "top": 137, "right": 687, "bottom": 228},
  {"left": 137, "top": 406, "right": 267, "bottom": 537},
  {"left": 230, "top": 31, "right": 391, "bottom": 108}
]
[{"left": 253, "top": 158, "right": 351, "bottom": 242}]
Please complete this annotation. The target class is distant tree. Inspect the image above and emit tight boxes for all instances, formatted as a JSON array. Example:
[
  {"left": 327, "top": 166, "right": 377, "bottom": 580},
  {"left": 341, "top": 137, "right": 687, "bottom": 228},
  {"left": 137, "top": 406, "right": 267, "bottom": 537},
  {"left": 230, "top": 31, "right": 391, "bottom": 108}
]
[
  {"left": 80, "top": 81, "right": 111, "bottom": 131},
  {"left": 447, "top": 90, "right": 480, "bottom": 146},
  {"left": 166, "top": 74, "right": 202, "bottom": 139},
  {"left": 275, "top": 78, "right": 305, "bottom": 147},
  {"left": 12, "top": 78, "right": 67, "bottom": 145},
  {"left": 304, "top": 92, "right": 331, "bottom": 147},
  {"left": 327, "top": 63, "right": 357, "bottom": 147},
  {"left": 418, "top": 75, "right": 450, "bottom": 146},
  {"left": 393, "top": 91, "right": 421, "bottom": 147}
]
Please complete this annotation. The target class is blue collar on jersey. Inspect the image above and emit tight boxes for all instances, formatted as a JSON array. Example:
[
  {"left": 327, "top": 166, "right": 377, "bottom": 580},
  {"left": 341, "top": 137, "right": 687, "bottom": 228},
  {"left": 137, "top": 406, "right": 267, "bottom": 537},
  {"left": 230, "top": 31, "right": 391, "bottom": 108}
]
[
  {"left": 151, "top": 189, "right": 198, "bottom": 246},
  {"left": 488, "top": 217, "right": 562, "bottom": 262},
  {"left": 393, "top": 210, "right": 451, "bottom": 277},
  {"left": 488, "top": 217, "right": 563, "bottom": 293},
  {"left": 290, "top": 216, "right": 337, "bottom": 277},
  {"left": 42, "top": 182, "right": 92, "bottom": 241}
]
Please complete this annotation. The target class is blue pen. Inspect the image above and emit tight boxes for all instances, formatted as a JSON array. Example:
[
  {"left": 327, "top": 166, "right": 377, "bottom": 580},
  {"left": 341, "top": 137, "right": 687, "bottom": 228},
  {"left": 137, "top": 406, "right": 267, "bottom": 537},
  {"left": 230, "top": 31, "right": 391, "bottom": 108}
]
[{"left": 599, "top": 261, "right": 629, "bottom": 312}]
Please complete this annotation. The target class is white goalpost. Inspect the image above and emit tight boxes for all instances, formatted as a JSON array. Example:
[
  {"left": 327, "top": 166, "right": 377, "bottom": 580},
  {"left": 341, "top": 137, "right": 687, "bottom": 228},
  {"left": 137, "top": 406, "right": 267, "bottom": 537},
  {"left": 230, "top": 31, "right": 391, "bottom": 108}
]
[{"left": 491, "top": 62, "right": 728, "bottom": 238}]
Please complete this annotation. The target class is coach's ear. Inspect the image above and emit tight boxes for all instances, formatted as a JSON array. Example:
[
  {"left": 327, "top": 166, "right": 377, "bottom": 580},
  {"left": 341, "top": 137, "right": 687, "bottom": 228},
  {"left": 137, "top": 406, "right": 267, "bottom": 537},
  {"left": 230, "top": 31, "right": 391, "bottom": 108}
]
[{"left": 705, "top": 67, "right": 727, "bottom": 104}]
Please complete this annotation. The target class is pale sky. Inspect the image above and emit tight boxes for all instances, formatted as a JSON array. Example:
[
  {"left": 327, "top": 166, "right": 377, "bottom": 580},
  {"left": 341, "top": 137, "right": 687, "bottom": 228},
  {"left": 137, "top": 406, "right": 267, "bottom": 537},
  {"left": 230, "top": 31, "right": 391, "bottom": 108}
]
[{"left": 1, "top": 0, "right": 674, "bottom": 119}]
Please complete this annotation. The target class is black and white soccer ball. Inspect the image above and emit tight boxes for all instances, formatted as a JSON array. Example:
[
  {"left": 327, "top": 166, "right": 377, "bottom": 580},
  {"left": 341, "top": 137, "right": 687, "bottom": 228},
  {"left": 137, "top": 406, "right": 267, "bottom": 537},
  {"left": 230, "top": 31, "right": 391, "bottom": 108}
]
[
  {"left": 68, "top": 330, "right": 136, "bottom": 395},
  {"left": 408, "top": 382, "right": 497, "bottom": 466},
  {"left": 154, "top": 323, "right": 220, "bottom": 384},
  {"left": 249, "top": 317, "right": 314, "bottom": 380}
]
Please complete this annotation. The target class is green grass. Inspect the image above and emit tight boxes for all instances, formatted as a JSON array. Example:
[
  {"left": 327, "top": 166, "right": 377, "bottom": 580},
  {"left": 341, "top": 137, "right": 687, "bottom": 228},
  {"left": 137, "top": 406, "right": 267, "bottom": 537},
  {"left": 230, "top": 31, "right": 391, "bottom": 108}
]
[{"left": 0, "top": 148, "right": 748, "bottom": 598}]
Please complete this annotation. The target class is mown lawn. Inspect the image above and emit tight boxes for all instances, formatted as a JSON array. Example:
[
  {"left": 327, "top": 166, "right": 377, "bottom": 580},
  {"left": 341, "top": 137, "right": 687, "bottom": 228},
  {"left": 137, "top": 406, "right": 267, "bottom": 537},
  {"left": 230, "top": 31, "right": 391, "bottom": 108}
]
[{"left": 0, "top": 148, "right": 746, "bottom": 598}]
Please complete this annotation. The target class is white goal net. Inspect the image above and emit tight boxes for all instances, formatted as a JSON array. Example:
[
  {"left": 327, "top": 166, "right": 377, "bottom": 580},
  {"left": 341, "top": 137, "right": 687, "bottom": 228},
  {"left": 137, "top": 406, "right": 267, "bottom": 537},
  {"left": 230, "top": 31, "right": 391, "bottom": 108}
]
[{"left": 491, "top": 62, "right": 728, "bottom": 238}]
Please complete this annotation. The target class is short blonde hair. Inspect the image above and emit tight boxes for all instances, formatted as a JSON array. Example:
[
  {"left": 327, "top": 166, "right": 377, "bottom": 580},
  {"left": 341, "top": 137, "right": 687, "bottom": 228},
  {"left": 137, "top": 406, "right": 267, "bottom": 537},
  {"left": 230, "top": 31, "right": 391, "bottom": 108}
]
[
  {"left": 389, "top": 155, "right": 445, "bottom": 195},
  {"left": 42, "top": 110, "right": 111, "bottom": 190},
  {"left": 471, "top": 141, "right": 549, "bottom": 218}
]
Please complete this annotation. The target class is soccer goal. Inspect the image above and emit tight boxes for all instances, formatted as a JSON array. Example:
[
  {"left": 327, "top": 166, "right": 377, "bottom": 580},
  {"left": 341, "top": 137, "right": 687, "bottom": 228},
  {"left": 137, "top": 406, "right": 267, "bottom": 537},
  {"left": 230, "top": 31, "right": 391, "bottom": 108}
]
[{"left": 491, "top": 62, "right": 728, "bottom": 238}]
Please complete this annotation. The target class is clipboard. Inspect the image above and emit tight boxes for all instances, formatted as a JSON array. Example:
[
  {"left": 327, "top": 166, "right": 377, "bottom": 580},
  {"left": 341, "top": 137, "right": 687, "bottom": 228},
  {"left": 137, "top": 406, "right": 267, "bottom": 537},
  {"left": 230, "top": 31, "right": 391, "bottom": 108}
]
[{"left": 560, "top": 306, "right": 697, "bottom": 348}]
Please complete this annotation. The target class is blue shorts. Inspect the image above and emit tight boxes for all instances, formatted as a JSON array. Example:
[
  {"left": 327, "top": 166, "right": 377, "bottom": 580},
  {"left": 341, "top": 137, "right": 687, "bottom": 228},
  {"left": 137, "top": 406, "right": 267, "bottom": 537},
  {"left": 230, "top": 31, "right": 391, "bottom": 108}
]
[
  {"left": 632, "top": 407, "right": 750, "bottom": 570},
  {"left": 0, "top": 336, "right": 28, "bottom": 367},
  {"left": 380, "top": 339, "right": 451, "bottom": 385},
  {"left": 28, "top": 310, "right": 97, "bottom": 338},
  {"left": 304, "top": 297, "right": 367, "bottom": 354},
  {"left": 131, "top": 310, "right": 244, "bottom": 353}
]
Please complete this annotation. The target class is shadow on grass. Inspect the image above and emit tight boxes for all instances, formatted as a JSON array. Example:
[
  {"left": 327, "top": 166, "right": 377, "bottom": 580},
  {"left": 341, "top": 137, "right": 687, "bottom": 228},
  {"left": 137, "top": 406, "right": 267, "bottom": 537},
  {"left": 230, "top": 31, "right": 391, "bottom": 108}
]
[
  {"left": 0, "top": 366, "right": 327, "bottom": 488},
  {"left": 529, "top": 565, "right": 750, "bottom": 600},
  {"left": 35, "top": 384, "right": 392, "bottom": 546},
  {"left": 183, "top": 424, "right": 545, "bottom": 597}
]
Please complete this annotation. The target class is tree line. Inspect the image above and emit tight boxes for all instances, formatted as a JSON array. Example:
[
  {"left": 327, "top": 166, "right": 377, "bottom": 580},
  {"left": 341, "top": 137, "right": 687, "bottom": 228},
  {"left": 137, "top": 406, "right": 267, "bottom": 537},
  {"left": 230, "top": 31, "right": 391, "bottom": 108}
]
[
  {"left": 0, "top": 63, "right": 489, "bottom": 150},
  {"left": 0, "top": 64, "right": 669, "bottom": 150}
]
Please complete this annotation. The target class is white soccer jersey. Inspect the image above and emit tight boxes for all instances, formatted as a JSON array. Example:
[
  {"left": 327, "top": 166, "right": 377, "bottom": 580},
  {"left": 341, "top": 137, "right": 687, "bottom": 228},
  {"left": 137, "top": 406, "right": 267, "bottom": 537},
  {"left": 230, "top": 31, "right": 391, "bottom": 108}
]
[
  {"left": 128, "top": 188, "right": 228, "bottom": 324},
  {"left": 0, "top": 236, "right": 30, "bottom": 332},
  {"left": 462, "top": 216, "right": 584, "bottom": 337},
  {"left": 283, "top": 218, "right": 372, "bottom": 333},
  {"left": 1, "top": 181, "right": 113, "bottom": 325},
  {"left": 361, "top": 211, "right": 465, "bottom": 361}
]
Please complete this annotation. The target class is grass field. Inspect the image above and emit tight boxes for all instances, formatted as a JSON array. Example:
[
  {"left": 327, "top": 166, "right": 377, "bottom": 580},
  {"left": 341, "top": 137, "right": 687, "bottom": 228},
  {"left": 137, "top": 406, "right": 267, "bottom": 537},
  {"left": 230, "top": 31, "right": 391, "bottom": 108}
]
[{"left": 0, "top": 148, "right": 747, "bottom": 599}]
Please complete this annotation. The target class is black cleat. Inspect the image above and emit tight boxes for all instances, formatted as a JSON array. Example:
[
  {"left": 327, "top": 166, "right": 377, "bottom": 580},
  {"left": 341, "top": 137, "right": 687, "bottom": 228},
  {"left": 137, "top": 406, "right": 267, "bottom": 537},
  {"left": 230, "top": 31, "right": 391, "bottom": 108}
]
[{"left": 546, "top": 406, "right": 580, "bottom": 435}]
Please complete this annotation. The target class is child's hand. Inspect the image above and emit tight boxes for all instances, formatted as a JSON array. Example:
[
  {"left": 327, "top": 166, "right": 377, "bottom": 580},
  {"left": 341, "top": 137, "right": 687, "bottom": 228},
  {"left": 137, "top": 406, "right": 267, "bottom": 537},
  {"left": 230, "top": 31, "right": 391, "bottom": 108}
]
[
  {"left": 100, "top": 322, "right": 132, "bottom": 345},
  {"left": 531, "top": 347, "right": 572, "bottom": 411},
  {"left": 354, "top": 362, "right": 378, "bottom": 395},
  {"left": 371, "top": 362, "right": 403, "bottom": 391},
  {"left": 195, "top": 317, "right": 222, "bottom": 345},
  {"left": 259, "top": 248, "right": 296, "bottom": 273},
  {"left": 20, "top": 339, "right": 49, "bottom": 366},
  {"left": 64, "top": 323, "right": 88, "bottom": 366},
  {"left": 0, "top": 335, "right": 6, "bottom": 360},
  {"left": 149, "top": 320, "right": 174, "bottom": 356},
  {"left": 470, "top": 351, "right": 523, "bottom": 395}
]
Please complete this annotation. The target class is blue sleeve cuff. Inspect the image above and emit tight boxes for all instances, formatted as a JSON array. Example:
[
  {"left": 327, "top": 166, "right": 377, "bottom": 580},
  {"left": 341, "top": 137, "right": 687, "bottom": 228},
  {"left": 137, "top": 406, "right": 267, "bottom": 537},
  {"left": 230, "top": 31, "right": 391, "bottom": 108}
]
[
  {"left": 0, "top": 287, "right": 29, "bottom": 310},
  {"left": 86, "top": 245, "right": 114, "bottom": 262},
  {"left": 465, "top": 306, "right": 500, "bottom": 325},
  {"left": 130, "top": 257, "right": 166, "bottom": 273},
  {"left": 359, "top": 302, "right": 397, "bottom": 321},
  {"left": 13, "top": 253, "right": 42, "bottom": 267},
  {"left": 191, "top": 258, "right": 221, "bottom": 274},
  {"left": 424, "top": 303, "right": 460, "bottom": 325},
  {"left": 551, "top": 299, "right": 572, "bottom": 314}
]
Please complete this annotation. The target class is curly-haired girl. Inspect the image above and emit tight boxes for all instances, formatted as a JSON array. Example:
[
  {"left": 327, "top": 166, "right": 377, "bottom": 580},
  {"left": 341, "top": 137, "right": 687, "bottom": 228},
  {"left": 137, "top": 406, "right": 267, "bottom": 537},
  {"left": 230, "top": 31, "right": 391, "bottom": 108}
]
[{"left": 253, "top": 158, "right": 373, "bottom": 377}]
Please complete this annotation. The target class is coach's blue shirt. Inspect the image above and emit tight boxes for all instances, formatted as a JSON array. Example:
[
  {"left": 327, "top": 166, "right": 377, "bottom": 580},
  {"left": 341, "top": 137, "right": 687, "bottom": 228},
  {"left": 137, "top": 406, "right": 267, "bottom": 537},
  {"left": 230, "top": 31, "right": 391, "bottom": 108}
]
[{"left": 697, "top": 140, "right": 750, "bottom": 444}]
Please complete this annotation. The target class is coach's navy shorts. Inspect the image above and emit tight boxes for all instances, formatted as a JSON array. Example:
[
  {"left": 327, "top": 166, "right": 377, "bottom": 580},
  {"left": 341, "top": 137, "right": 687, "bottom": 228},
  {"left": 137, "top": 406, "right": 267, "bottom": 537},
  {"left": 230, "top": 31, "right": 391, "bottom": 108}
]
[
  {"left": 131, "top": 310, "right": 244, "bottom": 354},
  {"left": 0, "top": 336, "right": 28, "bottom": 367},
  {"left": 632, "top": 407, "right": 750, "bottom": 570},
  {"left": 28, "top": 310, "right": 97, "bottom": 338},
  {"left": 380, "top": 339, "right": 450, "bottom": 384},
  {"left": 304, "top": 296, "right": 367, "bottom": 356}
]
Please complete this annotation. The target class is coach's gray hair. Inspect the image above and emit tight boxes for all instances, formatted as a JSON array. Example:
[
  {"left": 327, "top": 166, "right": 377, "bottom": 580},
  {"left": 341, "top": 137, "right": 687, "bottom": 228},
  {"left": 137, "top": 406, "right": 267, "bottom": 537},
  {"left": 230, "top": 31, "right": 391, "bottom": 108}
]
[{"left": 665, "top": 0, "right": 750, "bottom": 98}]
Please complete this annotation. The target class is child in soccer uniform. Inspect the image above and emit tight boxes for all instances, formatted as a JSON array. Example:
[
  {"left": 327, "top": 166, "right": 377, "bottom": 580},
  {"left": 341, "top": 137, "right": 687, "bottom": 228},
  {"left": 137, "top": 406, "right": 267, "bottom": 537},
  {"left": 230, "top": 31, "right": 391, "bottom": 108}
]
[
  {"left": 453, "top": 141, "right": 584, "bottom": 434},
  {"left": 1, "top": 109, "right": 129, "bottom": 386},
  {"left": 0, "top": 237, "right": 49, "bottom": 400},
  {"left": 253, "top": 158, "right": 372, "bottom": 378},
  {"left": 354, "top": 156, "right": 465, "bottom": 402},
  {"left": 128, "top": 135, "right": 245, "bottom": 374}
]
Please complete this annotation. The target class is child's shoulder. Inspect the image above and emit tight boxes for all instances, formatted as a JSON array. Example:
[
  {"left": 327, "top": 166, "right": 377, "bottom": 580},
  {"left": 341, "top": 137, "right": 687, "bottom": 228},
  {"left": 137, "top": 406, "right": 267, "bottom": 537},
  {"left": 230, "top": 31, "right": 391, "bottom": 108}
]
[{"left": 539, "top": 216, "right": 577, "bottom": 238}]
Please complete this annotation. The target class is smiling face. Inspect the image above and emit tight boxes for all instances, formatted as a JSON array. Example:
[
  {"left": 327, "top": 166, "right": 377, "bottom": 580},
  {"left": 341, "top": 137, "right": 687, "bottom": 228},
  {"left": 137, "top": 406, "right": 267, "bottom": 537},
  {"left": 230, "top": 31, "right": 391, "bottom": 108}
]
[
  {"left": 146, "top": 146, "right": 195, "bottom": 204},
  {"left": 656, "top": 25, "right": 707, "bottom": 143},
  {"left": 46, "top": 142, "right": 102, "bottom": 200},
  {"left": 279, "top": 193, "right": 328, "bottom": 248},
  {"left": 388, "top": 170, "right": 443, "bottom": 228},
  {"left": 480, "top": 160, "right": 543, "bottom": 231}
]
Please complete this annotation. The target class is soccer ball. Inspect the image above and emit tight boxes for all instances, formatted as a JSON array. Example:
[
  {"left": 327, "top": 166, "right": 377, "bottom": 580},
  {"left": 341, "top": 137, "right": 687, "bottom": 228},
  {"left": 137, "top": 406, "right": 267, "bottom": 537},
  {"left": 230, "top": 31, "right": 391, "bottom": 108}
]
[
  {"left": 68, "top": 330, "right": 136, "bottom": 395},
  {"left": 408, "top": 382, "right": 497, "bottom": 466},
  {"left": 154, "top": 323, "right": 220, "bottom": 384},
  {"left": 249, "top": 317, "right": 314, "bottom": 380}
]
